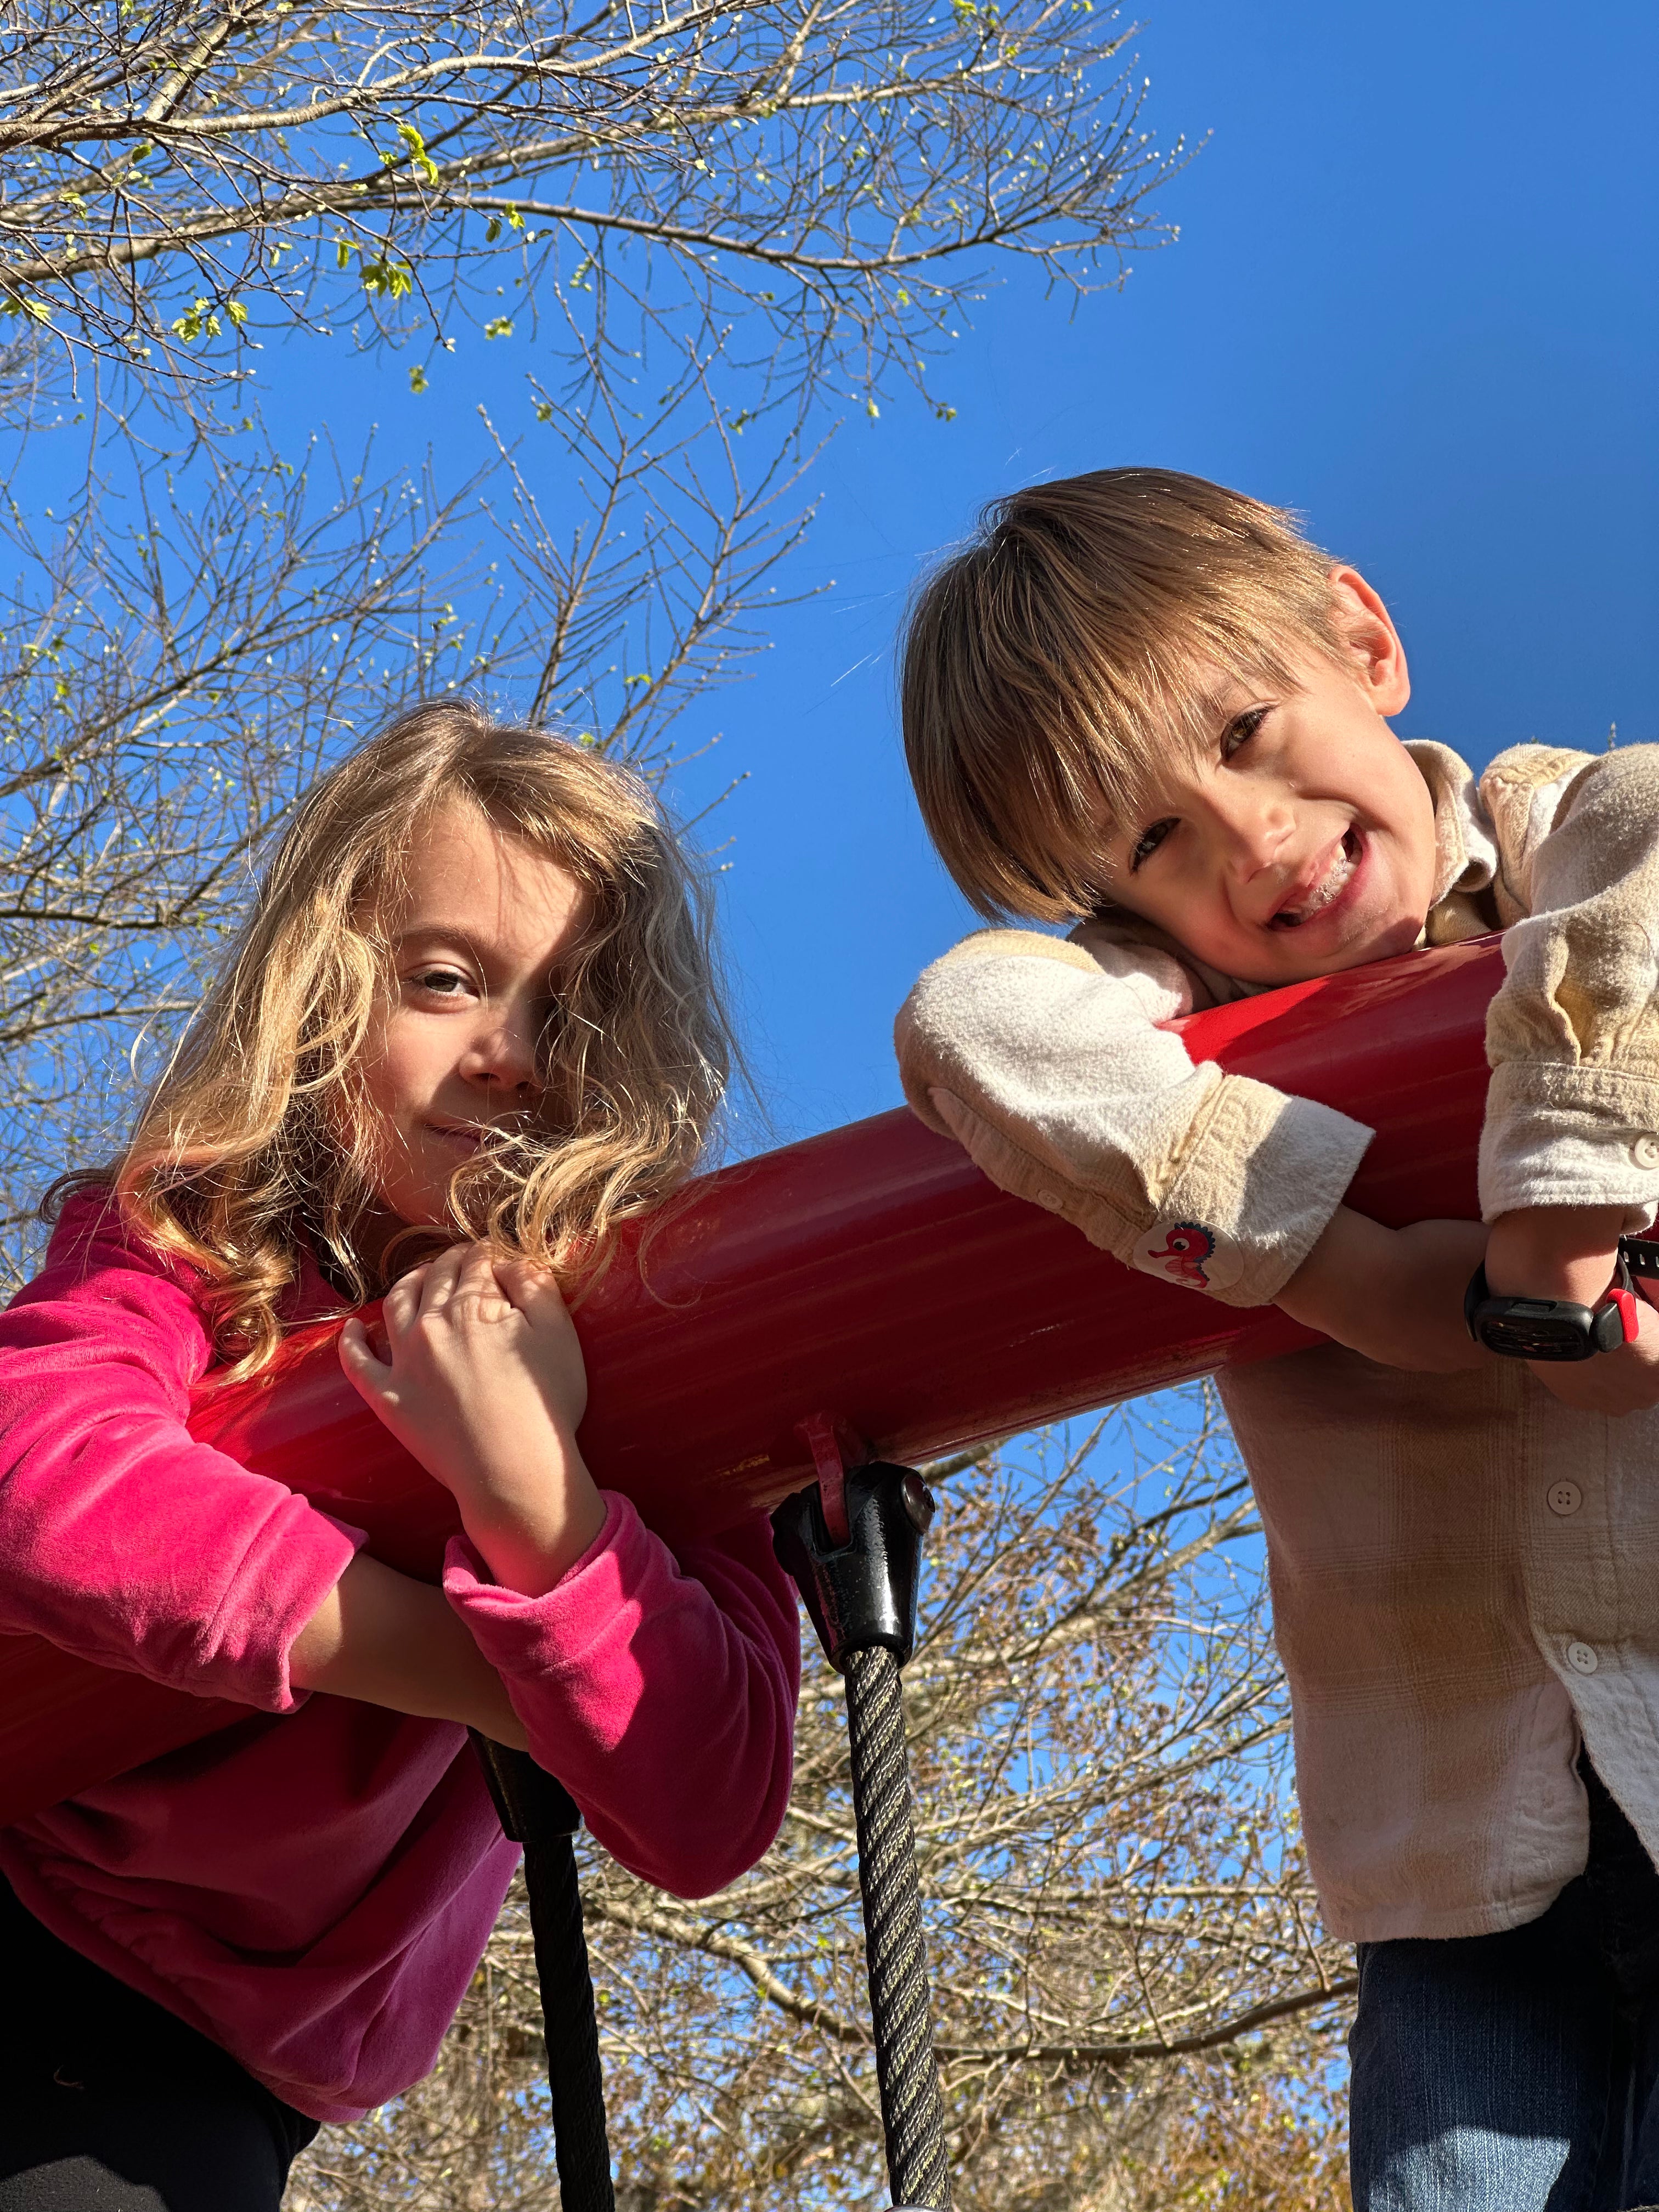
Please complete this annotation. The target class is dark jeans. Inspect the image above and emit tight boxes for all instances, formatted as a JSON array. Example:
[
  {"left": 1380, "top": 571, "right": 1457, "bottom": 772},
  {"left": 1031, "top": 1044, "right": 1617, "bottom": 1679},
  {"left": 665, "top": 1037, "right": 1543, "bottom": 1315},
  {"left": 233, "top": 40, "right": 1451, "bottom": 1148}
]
[
  {"left": 1351, "top": 1762, "right": 1659, "bottom": 2212},
  {"left": 0, "top": 1877, "right": 318, "bottom": 2210}
]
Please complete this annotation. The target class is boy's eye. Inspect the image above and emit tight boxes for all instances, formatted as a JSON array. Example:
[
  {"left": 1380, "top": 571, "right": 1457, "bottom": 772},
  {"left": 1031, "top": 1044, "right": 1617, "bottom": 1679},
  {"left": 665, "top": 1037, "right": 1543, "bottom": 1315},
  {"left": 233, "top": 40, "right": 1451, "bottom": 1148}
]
[
  {"left": 1222, "top": 706, "right": 1269, "bottom": 758},
  {"left": 1130, "top": 818, "right": 1176, "bottom": 872}
]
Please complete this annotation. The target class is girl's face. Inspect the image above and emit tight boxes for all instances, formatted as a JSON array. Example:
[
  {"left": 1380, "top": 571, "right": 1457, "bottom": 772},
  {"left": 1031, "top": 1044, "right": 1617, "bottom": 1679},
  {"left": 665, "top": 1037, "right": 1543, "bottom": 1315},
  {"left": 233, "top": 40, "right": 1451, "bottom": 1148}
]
[{"left": 352, "top": 800, "right": 586, "bottom": 1253}]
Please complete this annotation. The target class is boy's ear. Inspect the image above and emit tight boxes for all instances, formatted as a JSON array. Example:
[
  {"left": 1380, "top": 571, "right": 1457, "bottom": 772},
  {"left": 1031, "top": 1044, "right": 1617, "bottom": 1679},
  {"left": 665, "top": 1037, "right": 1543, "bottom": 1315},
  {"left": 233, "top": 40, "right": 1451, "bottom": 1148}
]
[{"left": 1325, "top": 563, "right": 1410, "bottom": 718}]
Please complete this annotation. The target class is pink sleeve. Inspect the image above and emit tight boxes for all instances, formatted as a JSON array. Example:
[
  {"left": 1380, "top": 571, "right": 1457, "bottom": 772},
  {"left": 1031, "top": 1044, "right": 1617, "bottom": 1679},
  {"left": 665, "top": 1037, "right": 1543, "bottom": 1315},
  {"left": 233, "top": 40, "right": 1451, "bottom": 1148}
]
[
  {"left": 444, "top": 1493, "right": 800, "bottom": 1898},
  {"left": 0, "top": 1195, "right": 363, "bottom": 1711}
]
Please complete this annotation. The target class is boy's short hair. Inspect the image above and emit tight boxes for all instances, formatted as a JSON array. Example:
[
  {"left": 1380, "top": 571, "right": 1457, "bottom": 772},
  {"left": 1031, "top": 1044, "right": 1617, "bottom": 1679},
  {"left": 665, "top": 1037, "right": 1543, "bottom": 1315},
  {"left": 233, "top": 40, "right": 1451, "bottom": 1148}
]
[{"left": 901, "top": 467, "right": 1344, "bottom": 921}]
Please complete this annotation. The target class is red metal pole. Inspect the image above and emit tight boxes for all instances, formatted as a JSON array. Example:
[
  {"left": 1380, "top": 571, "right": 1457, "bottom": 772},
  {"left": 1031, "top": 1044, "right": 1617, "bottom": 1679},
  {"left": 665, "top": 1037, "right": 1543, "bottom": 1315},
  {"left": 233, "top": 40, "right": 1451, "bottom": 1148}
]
[{"left": 0, "top": 934, "right": 1502, "bottom": 1824}]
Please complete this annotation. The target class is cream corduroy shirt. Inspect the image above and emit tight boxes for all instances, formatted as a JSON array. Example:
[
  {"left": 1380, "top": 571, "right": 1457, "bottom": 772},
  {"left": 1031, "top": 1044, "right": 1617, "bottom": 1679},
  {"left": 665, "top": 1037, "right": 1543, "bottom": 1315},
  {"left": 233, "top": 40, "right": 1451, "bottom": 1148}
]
[{"left": 896, "top": 740, "right": 1659, "bottom": 1942}]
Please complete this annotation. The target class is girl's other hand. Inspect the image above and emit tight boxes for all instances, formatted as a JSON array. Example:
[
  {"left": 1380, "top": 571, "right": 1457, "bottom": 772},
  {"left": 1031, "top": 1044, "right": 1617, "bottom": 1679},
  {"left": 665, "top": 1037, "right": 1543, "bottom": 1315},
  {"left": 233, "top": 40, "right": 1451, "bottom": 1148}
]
[
  {"left": 339, "top": 1243, "right": 606, "bottom": 1596},
  {"left": 292, "top": 1553, "right": 530, "bottom": 1750}
]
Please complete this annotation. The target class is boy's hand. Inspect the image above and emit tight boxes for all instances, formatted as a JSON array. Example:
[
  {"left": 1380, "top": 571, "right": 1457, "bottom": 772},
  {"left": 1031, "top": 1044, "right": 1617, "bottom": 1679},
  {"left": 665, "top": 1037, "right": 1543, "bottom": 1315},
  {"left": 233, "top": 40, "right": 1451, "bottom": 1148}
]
[
  {"left": 340, "top": 1243, "right": 606, "bottom": 1596},
  {"left": 1277, "top": 1206, "right": 1492, "bottom": 1372},
  {"left": 1484, "top": 1205, "right": 1659, "bottom": 1415}
]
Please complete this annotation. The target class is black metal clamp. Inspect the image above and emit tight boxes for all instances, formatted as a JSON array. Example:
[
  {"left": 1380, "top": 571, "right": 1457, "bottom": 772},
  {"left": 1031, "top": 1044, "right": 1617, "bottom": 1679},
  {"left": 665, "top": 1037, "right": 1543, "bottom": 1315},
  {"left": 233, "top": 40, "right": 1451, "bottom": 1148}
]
[{"left": 773, "top": 1463, "right": 952, "bottom": 2211}]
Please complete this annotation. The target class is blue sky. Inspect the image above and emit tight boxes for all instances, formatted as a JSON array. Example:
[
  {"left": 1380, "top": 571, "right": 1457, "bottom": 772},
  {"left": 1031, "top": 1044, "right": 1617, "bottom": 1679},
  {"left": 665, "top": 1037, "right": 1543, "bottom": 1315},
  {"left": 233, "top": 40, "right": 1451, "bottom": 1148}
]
[
  {"left": 42, "top": 0, "right": 1654, "bottom": 1155},
  {"left": 701, "top": 0, "right": 1657, "bottom": 1142}
]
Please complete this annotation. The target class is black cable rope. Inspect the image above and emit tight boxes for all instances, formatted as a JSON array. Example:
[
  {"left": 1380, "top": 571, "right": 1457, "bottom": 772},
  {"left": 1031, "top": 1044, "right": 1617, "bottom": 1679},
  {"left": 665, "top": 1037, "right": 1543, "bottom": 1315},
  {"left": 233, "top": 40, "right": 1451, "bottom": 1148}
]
[
  {"left": 843, "top": 1644, "right": 953, "bottom": 2209},
  {"left": 773, "top": 1462, "right": 953, "bottom": 2210},
  {"left": 472, "top": 1735, "right": 616, "bottom": 2212}
]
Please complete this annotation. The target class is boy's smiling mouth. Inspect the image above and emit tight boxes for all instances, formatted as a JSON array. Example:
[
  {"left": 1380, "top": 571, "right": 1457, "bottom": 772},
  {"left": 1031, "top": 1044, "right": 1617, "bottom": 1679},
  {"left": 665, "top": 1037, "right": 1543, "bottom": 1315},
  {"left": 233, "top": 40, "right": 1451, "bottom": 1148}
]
[{"left": 1269, "top": 828, "right": 1363, "bottom": 930}]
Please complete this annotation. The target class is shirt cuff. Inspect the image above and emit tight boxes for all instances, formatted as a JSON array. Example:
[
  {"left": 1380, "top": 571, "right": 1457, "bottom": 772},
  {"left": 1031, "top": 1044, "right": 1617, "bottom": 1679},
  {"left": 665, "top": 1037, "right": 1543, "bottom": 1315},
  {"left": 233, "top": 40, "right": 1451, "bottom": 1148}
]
[
  {"left": 259, "top": 1509, "right": 368, "bottom": 1714},
  {"left": 1136, "top": 1076, "right": 1375, "bottom": 1309},
  {"left": 1481, "top": 1062, "right": 1659, "bottom": 1218},
  {"left": 442, "top": 1493, "right": 645, "bottom": 1743}
]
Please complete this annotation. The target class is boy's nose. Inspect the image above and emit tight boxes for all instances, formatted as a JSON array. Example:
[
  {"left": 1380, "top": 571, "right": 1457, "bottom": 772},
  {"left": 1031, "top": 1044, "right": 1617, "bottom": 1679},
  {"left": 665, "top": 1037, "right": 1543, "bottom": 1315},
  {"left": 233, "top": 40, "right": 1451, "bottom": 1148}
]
[{"left": 1213, "top": 795, "right": 1294, "bottom": 883}]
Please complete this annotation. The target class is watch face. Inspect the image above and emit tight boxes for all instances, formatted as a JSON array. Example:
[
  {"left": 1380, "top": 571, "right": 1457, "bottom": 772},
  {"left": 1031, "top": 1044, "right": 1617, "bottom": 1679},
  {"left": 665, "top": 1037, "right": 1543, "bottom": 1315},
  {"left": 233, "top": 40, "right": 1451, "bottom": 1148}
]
[{"left": 1473, "top": 1307, "right": 1596, "bottom": 1362}]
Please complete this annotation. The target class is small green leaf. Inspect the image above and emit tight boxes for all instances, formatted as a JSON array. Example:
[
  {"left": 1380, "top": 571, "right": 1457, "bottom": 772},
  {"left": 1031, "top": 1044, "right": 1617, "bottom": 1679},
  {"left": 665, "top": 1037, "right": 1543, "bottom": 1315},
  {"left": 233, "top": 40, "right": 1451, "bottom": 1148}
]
[
  {"left": 395, "top": 122, "right": 441, "bottom": 185},
  {"left": 409, "top": 362, "right": 430, "bottom": 394},
  {"left": 359, "top": 256, "right": 414, "bottom": 300},
  {"left": 169, "top": 297, "right": 221, "bottom": 341},
  {"left": 483, "top": 314, "right": 513, "bottom": 338}
]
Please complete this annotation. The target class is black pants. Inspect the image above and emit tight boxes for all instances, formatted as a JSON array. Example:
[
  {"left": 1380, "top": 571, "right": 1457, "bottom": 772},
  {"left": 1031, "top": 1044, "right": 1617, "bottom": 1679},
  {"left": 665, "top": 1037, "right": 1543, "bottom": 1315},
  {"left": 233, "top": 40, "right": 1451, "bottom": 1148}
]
[{"left": 0, "top": 1878, "right": 318, "bottom": 2210}]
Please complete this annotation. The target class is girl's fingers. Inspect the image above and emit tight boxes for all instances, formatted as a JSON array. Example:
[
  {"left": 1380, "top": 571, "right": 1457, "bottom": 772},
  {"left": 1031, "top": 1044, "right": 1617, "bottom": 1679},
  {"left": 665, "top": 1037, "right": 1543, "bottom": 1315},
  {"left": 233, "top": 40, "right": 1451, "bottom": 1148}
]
[
  {"left": 338, "top": 1316, "right": 391, "bottom": 1398},
  {"left": 456, "top": 1243, "right": 500, "bottom": 1291},
  {"left": 417, "top": 1244, "right": 468, "bottom": 1314},
  {"left": 381, "top": 1267, "right": 426, "bottom": 1336},
  {"left": 493, "top": 1252, "right": 568, "bottom": 1319},
  {"left": 454, "top": 1240, "right": 517, "bottom": 1323}
]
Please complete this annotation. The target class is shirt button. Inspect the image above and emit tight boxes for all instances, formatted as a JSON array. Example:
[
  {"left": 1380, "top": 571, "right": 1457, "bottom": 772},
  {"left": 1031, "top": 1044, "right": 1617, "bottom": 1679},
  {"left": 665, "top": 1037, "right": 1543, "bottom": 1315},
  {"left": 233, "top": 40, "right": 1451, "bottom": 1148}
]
[
  {"left": 1547, "top": 1480, "right": 1584, "bottom": 1517},
  {"left": 1035, "top": 1188, "right": 1063, "bottom": 1211},
  {"left": 1566, "top": 1640, "right": 1600, "bottom": 1675},
  {"left": 1634, "top": 1135, "right": 1659, "bottom": 1170}
]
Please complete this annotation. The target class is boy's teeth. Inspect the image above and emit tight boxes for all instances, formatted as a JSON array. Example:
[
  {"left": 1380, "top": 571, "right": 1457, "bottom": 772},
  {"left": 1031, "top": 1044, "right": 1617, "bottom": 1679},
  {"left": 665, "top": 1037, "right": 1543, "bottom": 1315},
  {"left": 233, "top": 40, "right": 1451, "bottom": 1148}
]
[{"left": 1275, "top": 838, "right": 1356, "bottom": 927}]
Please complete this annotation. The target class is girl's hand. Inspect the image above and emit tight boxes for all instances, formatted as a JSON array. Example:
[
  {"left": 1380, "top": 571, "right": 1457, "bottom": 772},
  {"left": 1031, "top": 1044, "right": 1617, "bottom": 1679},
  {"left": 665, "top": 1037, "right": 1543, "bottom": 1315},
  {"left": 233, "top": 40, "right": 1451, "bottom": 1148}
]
[
  {"left": 339, "top": 1243, "right": 606, "bottom": 1596},
  {"left": 292, "top": 1553, "right": 530, "bottom": 1749}
]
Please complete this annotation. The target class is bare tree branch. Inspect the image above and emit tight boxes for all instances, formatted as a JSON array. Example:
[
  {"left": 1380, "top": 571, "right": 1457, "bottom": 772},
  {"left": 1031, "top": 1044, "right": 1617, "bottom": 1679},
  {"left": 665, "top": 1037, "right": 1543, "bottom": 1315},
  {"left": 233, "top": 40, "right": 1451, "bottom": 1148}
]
[{"left": 0, "top": 0, "right": 1182, "bottom": 422}]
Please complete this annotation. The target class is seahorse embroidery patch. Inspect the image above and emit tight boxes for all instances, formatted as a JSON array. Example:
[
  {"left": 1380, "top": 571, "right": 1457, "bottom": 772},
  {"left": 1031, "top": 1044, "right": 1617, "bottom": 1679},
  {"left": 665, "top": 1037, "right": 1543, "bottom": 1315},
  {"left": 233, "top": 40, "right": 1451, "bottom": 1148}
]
[
  {"left": 1144, "top": 1222, "right": 1215, "bottom": 1286},
  {"left": 1133, "top": 1219, "right": 1245, "bottom": 1294}
]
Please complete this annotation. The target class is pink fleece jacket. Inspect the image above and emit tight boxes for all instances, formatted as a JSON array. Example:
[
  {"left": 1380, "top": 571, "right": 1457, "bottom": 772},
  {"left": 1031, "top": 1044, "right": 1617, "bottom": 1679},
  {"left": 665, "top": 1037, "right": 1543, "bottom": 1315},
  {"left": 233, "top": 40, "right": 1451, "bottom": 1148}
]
[{"left": 0, "top": 1195, "right": 800, "bottom": 2123}]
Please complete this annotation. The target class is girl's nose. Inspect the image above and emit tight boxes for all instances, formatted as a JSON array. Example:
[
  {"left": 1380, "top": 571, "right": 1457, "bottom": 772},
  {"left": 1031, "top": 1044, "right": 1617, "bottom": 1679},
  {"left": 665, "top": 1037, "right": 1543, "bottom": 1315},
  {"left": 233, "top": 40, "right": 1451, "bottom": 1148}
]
[{"left": 459, "top": 1006, "right": 541, "bottom": 1097}]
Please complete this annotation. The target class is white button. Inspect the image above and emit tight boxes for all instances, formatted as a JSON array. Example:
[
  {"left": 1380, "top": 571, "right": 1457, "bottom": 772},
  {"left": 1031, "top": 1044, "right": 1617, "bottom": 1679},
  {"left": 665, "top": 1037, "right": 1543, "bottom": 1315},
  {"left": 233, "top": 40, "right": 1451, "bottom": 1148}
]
[
  {"left": 1035, "top": 1188, "right": 1063, "bottom": 1211},
  {"left": 1566, "top": 1640, "right": 1600, "bottom": 1675},
  {"left": 1634, "top": 1135, "right": 1659, "bottom": 1170},
  {"left": 1547, "top": 1480, "right": 1583, "bottom": 1517}
]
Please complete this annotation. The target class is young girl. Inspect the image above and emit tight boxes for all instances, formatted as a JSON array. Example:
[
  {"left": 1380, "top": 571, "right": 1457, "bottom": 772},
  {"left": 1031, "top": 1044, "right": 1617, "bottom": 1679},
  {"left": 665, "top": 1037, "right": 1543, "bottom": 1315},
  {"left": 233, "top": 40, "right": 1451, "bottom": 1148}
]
[{"left": 0, "top": 704, "right": 800, "bottom": 2210}]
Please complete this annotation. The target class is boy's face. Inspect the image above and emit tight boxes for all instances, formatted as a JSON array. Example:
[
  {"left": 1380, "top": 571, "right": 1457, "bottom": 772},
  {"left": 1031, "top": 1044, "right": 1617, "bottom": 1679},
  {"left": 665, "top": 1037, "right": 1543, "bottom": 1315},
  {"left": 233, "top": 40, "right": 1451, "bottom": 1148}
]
[{"left": 1097, "top": 569, "right": 1437, "bottom": 985}]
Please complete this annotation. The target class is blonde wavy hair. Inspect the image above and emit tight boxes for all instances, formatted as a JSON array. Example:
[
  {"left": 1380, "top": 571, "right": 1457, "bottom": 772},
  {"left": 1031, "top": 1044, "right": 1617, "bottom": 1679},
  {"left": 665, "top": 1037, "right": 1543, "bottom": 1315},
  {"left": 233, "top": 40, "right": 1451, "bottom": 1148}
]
[{"left": 54, "top": 702, "right": 735, "bottom": 1375}]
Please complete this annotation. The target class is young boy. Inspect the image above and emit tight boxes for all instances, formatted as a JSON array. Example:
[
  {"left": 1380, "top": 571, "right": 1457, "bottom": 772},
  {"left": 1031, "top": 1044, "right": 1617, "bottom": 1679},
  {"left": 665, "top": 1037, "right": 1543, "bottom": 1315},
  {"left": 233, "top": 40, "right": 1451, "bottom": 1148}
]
[{"left": 895, "top": 467, "right": 1659, "bottom": 2212}]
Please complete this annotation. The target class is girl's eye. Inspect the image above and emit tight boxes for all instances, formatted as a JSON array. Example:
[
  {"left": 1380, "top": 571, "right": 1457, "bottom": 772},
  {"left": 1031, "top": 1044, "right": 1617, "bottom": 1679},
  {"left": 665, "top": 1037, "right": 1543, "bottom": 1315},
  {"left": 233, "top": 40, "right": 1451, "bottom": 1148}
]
[
  {"left": 1130, "top": 818, "right": 1176, "bottom": 872},
  {"left": 1222, "top": 706, "right": 1269, "bottom": 759},
  {"left": 406, "top": 966, "right": 474, "bottom": 999}
]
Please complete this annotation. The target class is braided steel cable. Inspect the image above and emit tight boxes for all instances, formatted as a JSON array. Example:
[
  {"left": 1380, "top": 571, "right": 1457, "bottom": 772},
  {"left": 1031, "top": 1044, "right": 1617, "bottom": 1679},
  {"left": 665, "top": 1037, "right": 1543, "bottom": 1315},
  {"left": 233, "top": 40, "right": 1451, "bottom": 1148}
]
[
  {"left": 472, "top": 1738, "right": 616, "bottom": 2212},
  {"left": 844, "top": 1644, "right": 952, "bottom": 2209}
]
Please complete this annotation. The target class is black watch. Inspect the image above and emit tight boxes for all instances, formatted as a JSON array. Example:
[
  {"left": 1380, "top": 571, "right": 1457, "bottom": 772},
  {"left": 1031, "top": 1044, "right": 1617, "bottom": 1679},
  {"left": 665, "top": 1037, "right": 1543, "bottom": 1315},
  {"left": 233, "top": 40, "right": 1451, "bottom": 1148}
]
[{"left": 1465, "top": 1255, "right": 1639, "bottom": 1362}]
